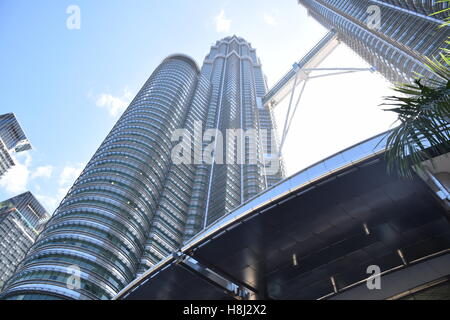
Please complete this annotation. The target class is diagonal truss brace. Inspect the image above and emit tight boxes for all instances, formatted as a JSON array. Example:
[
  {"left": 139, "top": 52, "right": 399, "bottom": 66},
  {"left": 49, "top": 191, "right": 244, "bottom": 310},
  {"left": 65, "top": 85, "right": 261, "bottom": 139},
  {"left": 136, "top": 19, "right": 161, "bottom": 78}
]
[{"left": 277, "top": 66, "right": 374, "bottom": 154}]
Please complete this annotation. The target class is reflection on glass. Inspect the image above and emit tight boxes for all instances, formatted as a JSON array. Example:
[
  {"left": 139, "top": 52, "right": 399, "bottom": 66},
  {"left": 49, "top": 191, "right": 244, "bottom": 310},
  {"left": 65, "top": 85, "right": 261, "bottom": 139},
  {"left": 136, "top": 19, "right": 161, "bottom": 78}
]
[
  {"left": 304, "top": 162, "right": 329, "bottom": 181},
  {"left": 287, "top": 171, "right": 310, "bottom": 191},
  {"left": 323, "top": 153, "right": 349, "bottom": 172}
]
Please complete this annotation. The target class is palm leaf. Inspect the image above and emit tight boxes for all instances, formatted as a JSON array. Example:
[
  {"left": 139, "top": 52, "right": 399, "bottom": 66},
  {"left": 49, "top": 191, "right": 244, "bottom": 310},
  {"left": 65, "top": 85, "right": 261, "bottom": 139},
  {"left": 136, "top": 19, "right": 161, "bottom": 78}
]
[
  {"left": 381, "top": 68, "right": 450, "bottom": 178},
  {"left": 380, "top": 3, "right": 450, "bottom": 178}
]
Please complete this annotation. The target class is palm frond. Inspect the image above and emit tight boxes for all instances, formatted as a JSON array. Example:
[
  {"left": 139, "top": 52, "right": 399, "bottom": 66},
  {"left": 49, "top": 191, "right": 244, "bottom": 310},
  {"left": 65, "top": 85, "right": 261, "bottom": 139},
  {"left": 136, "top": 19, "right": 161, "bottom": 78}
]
[
  {"left": 381, "top": 3, "right": 450, "bottom": 178},
  {"left": 433, "top": 0, "right": 450, "bottom": 27},
  {"left": 381, "top": 64, "right": 450, "bottom": 178}
]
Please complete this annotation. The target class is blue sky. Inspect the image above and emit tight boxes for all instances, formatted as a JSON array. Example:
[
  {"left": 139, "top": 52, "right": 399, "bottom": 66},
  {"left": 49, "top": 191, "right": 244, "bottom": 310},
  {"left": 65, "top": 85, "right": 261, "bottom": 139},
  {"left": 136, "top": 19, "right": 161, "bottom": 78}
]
[{"left": 0, "top": 0, "right": 397, "bottom": 213}]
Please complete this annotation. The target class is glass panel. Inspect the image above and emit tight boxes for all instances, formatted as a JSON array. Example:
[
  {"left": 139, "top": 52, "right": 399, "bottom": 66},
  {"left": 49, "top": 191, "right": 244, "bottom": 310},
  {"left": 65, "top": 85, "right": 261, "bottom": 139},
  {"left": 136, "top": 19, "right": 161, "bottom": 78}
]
[
  {"left": 323, "top": 153, "right": 350, "bottom": 172},
  {"left": 288, "top": 171, "right": 311, "bottom": 191},
  {"left": 304, "top": 162, "right": 329, "bottom": 181},
  {"left": 359, "top": 135, "right": 387, "bottom": 155},
  {"left": 341, "top": 144, "right": 366, "bottom": 163}
]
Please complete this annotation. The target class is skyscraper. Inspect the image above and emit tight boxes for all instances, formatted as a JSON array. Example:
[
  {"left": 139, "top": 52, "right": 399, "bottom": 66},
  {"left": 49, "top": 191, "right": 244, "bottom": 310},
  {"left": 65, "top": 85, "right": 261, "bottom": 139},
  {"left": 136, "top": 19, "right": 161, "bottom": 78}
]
[
  {"left": 0, "top": 192, "right": 49, "bottom": 292},
  {"left": 298, "top": 0, "right": 450, "bottom": 83},
  {"left": 0, "top": 113, "right": 32, "bottom": 179},
  {"left": 0, "top": 36, "right": 283, "bottom": 300}
]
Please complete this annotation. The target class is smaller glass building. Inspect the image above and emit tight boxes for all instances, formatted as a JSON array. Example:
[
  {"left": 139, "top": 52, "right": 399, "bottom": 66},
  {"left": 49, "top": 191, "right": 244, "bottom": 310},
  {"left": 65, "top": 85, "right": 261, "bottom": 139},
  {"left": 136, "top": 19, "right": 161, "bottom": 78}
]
[
  {"left": 0, "top": 192, "right": 50, "bottom": 292},
  {"left": 0, "top": 113, "right": 32, "bottom": 178}
]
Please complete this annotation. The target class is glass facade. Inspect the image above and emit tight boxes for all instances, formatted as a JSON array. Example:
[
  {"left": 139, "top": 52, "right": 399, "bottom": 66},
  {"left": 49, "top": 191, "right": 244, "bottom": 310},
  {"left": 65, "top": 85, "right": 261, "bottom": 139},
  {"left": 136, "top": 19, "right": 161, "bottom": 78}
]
[
  {"left": 0, "top": 192, "right": 49, "bottom": 292},
  {"left": 298, "top": 0, "right": 450, "bottom": 83},
  {"left": 0, "top": 113, "right": 32, "bottom": 179},
  {"left": 198, "top": 36, "right": 284, "bottom": 227},
  {"left": 0, "top": 139, "right": 14, "bottom": 179},
  {"left": 1, "top": 39, "right": 283, "bottom": 300}
]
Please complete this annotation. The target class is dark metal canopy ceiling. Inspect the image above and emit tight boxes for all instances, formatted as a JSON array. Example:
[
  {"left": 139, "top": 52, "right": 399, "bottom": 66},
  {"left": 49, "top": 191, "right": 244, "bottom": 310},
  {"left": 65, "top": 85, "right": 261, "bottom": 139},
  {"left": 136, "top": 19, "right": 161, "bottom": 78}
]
[{"left": 116, "top": 133, "right": 450, "bottom": 300}]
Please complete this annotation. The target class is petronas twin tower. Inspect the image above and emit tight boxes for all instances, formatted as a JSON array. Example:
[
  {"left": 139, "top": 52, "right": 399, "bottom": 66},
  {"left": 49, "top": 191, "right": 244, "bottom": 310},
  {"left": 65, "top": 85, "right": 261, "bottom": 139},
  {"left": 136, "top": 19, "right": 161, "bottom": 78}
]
[
  {"left": 3, "top": 0, "right": 448, "bottom": 301},
  {"left": 1, "top": 36, "right": 283, "bottom": 300},
  {"left": 298, "top": 0, "right": 449, "bottom": 83}
]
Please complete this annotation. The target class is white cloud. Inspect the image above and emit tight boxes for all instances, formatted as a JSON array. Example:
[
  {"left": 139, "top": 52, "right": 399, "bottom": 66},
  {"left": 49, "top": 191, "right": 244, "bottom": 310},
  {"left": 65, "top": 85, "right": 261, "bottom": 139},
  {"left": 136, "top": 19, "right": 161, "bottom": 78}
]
[
  {"left": 31, "top": 165, "right": 53, "bottom": 179},
  {"left": 59, "top": 164, "right": 83, "bottom": 187},
  {"left": 35, "top": 194, "right": 59, "bottom": 214},
  {"left": 0, "top": 154, "right": 60, "bottom": 213},
  {"left": 0, "top": 153, "right": 32, "bottom": 194},
  {"left": 36, "top": 164, "right": 84, "bottom": 214},
  {"left": 95, "top": 87, "right": 133, "bottom": 117},
  {"left": 57, "top": 186, "right": 71, "bottom": 203},
  {"left": 215, "top": 9, "right": 231, "bottom": 33},
  {"left": 263, "top": 13, "right": 278, "bottom": 26}
]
